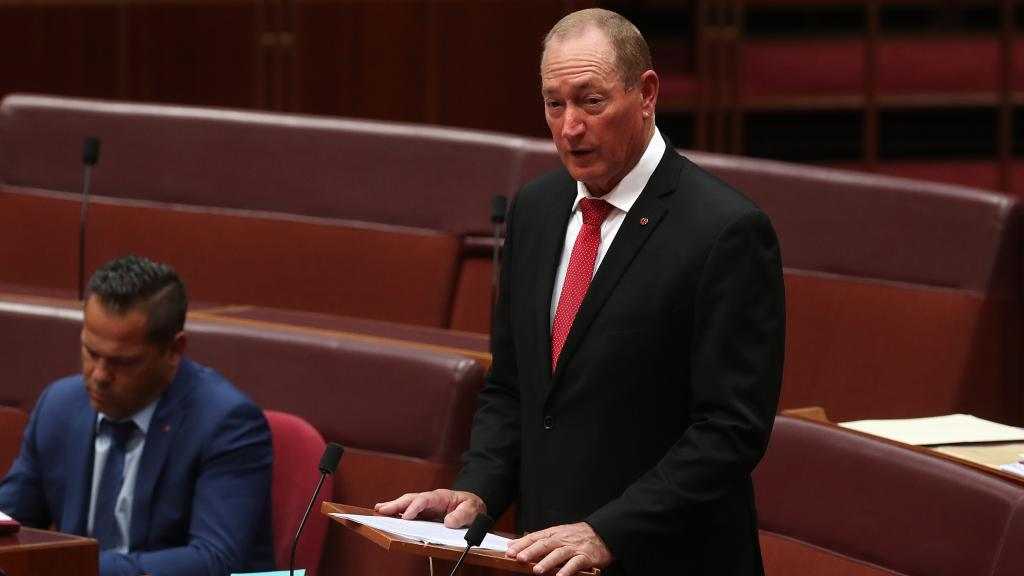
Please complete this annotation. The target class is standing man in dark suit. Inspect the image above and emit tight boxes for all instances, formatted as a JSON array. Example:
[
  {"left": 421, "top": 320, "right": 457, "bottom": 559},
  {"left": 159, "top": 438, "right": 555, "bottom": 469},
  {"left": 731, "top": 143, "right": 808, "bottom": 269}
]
[
  {"left": 377, "top": 8, "right": 785, "bottom": 576},
  {"left": 0, "top": 255, "right": 274, "bottom": 576}
]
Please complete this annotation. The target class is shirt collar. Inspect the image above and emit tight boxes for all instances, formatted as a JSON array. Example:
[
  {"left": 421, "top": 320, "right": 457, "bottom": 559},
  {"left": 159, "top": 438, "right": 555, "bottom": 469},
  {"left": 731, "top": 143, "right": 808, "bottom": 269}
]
[
  {"left": 573, "top": 127, "right": 666, "bottom": 215},
  {"left": 95, "top": 396, "right": 160, "bottom": 436}
]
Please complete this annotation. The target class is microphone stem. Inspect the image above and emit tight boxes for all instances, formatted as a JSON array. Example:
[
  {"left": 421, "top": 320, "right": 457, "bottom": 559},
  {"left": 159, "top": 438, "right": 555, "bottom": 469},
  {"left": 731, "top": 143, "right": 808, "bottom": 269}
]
[
  {"left": 78, "top": 165, "right": 93, "bottom": 301},
  {"left": 490, "top": 223, "right": 501, "bottom": 314},
  {"left": 448, "top": 544, "right": 472, "bottom": 576},
  {"left": 290, "top": 472, "right": 327, "bottom": 576}
]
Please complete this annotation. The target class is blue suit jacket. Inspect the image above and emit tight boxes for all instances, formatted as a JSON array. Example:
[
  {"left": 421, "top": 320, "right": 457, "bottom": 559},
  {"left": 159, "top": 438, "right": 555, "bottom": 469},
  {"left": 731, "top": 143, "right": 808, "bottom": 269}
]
[{"left": 0, "top": 358, "right": 275, "bottom": 576}]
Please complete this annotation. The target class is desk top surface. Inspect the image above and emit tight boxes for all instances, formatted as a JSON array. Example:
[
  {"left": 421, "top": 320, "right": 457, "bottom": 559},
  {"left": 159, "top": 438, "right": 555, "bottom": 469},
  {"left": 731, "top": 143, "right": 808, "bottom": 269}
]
[{"left": 0, "top": 527, "right": 94, "bottom": 551}]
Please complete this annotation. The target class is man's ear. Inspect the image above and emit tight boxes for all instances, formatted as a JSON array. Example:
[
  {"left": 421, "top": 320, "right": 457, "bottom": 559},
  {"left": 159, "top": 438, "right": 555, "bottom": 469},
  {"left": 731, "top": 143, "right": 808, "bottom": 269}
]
[
  {"left": 168, "top": 331, "right": 187, "bottom": 361},
  {"left": 639, "top": 69, "right": 659, "bottom": 117}
]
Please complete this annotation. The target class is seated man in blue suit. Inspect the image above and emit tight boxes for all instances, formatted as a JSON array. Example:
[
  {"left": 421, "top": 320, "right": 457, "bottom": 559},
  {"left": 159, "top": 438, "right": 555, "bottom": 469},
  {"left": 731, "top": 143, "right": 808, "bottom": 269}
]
[{"left": 0, "top": 255, "right": 274, "bottom": 576}]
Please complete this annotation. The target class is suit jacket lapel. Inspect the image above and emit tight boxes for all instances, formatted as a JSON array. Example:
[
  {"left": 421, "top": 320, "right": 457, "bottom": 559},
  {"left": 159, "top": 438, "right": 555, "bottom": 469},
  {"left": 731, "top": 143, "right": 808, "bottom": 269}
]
[
  {"left": 129, "top": 360, "right": 191, "bottom": 550},
  {"left": 534, "top": 181, "right": 576, "bottom": 389},
  {"left": 551, "top": 149, "right": 682, "bottom": 381},
  {"left": 61, "top": 403, "right": 97, "bottom": 535}
]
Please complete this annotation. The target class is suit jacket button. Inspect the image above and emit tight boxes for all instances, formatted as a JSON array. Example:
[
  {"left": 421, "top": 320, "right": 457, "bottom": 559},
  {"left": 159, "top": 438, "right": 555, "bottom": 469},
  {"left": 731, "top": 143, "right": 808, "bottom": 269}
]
[{"left": 543, "top": 415, "right": 554, "bottom": 430}]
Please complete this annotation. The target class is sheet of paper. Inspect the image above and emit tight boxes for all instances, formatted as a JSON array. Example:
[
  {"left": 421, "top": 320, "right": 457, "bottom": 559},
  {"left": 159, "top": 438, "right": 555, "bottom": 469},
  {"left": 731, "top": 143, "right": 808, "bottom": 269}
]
[
  {"left": 0, "top": 510, "right": 12, "bottom": 521},
  {"left": 839, "top": 414, "right": 1024, "bottom": 446},
  {"left": 999, "top": 462, "right": 1024, "bottom": 477},
  {"left": 331, "top": 513, "right": 511, "bottom": 553}
]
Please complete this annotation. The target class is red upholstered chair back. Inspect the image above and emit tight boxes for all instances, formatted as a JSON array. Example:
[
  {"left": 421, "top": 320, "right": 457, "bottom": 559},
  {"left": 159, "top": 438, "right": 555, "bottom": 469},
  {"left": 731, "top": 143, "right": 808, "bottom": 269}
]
[
  {"left": 755, "top": 416, "right": 1024, "bottom": 576},
  {"left": 0, "top": 93, "right": 525, "bottom": 237},
  {"left": 0, "top": 406, "right": 29, "bottom": 477},
  {"left": 265, "top": 410, "right": 331, "bottom": 576}
]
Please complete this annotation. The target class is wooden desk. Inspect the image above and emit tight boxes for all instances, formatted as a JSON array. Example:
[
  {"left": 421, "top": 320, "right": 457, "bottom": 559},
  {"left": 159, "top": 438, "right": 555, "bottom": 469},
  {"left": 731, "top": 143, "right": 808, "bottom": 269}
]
[
  {"left": 934, "top": 442, "right": 1024, "bottom": 470},
  {"left": 0, "top": 528, "right": 97, "bottom": 576}
]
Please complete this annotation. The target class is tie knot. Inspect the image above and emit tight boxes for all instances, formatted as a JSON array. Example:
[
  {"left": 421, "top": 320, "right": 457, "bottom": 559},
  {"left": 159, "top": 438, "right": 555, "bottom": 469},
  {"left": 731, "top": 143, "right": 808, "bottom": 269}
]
[
  {"left": 102, "top": 419, "right": 138, "bottom": 448},
  {"left": 579, "top": 198, "right": 613, "bottom": 227}
]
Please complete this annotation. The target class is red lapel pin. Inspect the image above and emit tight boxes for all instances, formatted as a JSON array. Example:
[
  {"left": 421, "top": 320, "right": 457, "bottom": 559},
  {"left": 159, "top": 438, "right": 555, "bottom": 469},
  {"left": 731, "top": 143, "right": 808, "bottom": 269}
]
[{"left": 640, "top": 217, "right": 649, "bottom": 226}]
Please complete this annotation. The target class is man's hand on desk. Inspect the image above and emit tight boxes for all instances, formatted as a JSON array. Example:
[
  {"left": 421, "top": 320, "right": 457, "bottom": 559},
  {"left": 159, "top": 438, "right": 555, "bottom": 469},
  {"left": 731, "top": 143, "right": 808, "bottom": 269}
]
[
  {"left": 506, "top": 522, "right": 612, "bottom": 576},
  {"left": 374, "top": 488, "right": 486, "bottom": 528}
]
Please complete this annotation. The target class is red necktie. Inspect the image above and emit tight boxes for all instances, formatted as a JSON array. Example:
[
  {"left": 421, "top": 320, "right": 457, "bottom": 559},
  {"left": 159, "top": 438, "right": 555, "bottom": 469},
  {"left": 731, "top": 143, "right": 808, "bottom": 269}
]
[{"left": 551, "top": 197, "right": 614, "bottom": 371}]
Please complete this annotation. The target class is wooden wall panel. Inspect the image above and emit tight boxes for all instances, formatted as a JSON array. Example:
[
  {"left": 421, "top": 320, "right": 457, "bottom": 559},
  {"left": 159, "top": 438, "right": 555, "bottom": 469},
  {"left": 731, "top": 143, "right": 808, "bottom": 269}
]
[
  {"left": 430, "top": 2, "right": 567, "bottom": 136},
  {"left": 0, "top": 0, "right": 594, "bottom": 135},
  {"left": 292, "top": 0, "right": 432, "bottom": 122},
  {"left": 0, "top": 2, "right": 123, "bottom": 99},
  {"left": 291, "top": 0, "right": 584, "bottom": 135},
  {"left": 125, "top": 0, "right": 261, "bottom": 108}
]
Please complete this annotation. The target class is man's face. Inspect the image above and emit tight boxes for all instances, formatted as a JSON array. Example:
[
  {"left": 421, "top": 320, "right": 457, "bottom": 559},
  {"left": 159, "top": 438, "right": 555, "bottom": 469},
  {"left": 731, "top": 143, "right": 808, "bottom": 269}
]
[
  {"left": 541, "top": 28, "right": 657, "bottom": 196},
  {"left": 81, "top": 296, "right": 182, "bottom": 420}
]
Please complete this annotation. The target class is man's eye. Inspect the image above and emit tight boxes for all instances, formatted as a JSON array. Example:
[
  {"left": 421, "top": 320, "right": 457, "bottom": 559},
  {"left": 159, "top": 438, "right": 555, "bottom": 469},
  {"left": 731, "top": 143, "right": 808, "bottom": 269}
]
[{"left": 546, "top": 100, "right": 563, "bottom": 109}]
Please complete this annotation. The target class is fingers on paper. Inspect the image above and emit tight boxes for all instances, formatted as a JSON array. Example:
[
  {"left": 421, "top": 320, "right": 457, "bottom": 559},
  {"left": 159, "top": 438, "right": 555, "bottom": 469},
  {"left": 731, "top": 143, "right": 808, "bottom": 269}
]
[
  {"left": 506, "top": 523, "right": 611, "bottom": 575},
  {"left": 442, "top": 495, "right": 484, "bottom": 528}
]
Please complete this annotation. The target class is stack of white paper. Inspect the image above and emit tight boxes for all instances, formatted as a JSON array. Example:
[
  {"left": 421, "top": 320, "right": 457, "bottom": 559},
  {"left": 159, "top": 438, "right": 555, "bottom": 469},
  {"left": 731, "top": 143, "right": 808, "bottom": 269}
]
[
  {"left": 839, "top": 414, "right": 1024, "bottom": 446},
  {"left": 331, "top": 513, "right": 511, "bottom": 553}
]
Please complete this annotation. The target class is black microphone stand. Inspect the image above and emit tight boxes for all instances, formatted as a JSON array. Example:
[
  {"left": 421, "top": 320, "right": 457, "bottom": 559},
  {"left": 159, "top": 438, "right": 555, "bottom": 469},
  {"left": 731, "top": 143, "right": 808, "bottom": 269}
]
[
  {"left": 447, "top": 513, "right": 494, "bottom": 576},
  {"left": 290, "top": 443, "right": 343, "bottom": 576},
  {"left": 78, "top": 137, "right": 100, "bottom": 301},
  {"left": 489, "top": 195, "right": 508, "bottom": 324}
]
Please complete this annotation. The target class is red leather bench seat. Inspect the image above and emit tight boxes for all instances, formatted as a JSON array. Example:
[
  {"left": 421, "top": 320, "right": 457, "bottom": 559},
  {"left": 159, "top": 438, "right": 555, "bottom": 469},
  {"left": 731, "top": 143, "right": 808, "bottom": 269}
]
[
  {"left": 0, "top": 186, "right": 461, "bottom": 327},
  {"left": 190, "top": 306, "right": 490, "bottom": 358},
  {"left": 687, "top": 153, "right": 1022, "bottom": 423},
  {"left": 755, "top": 416, "right": 1024, "bottom": 576},
  {"left": 0, "top": 93, "right": 525, "bottom": 237}
]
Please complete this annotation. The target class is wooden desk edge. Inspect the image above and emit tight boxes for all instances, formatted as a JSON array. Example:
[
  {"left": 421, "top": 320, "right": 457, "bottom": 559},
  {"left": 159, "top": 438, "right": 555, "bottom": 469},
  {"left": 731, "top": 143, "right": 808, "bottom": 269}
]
[
  {"left": 782, "top": 411, "right": 1024, "bottom": 487},
  {"left": 321, "top": 502, "right": 599, "bottom": 575}
]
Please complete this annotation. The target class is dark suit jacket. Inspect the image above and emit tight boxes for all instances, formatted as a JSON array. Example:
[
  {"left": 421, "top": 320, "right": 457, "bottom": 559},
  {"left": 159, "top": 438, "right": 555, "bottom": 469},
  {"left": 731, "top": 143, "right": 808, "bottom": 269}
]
[
  {"left": 453, "top": 146, "right": 785, "bottom": 575},
  {"left": 0, "top": 358, "right": 275, "bottom": 576}
]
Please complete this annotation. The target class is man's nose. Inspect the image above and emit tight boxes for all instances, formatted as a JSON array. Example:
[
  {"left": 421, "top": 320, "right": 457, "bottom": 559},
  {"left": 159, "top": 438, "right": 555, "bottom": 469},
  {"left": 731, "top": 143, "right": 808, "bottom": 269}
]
[
  {"left": 561, "top": 106, "right": 585, "bottom": 140},
  {"left": 90, "top": 360, "right": 112, "bottom": 386}
]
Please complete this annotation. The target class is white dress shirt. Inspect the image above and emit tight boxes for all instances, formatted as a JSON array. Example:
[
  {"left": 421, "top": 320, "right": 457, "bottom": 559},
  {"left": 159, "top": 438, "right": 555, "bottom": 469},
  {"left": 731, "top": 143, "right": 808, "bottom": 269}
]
[
  {"left": 550, "top": 128, "right": 667, "bottom": 326},
  {"left": 87, "top": 398, "right": 159, "bottom": 553}
]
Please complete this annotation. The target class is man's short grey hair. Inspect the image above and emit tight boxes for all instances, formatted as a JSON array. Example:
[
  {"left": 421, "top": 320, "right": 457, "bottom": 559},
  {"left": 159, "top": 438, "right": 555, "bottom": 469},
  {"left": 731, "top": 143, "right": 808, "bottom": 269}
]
[{"left": 542, "top": 8, "right": 653, "bottom": 88}]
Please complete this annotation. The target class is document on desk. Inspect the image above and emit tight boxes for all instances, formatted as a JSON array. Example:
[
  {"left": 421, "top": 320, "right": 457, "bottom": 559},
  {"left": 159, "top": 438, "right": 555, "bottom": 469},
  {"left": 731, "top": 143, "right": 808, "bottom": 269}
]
[
  {"left": 1000, "top": 462, "right": 1024, "bottom": 477},
  {"left": 840, "top": 414, "right": 1024, "bottom": 446},
  {"left": 330, "top": 513, "right": 511, "bottom": 553},
  {"left": 0, "top": 509, "right": 20, "bottom": 533}
]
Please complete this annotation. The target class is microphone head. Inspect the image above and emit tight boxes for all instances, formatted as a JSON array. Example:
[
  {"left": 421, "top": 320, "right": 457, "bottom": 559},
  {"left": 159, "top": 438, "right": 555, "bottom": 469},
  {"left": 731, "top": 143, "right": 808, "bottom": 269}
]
[
  {"left": 464, "top": 513, "right": 494, "bottom": 547},
  {"left": 491, "top": 195, "right": 508, "bottom": 224},
  {"left": 318, "top": 442, "right": 344, "bottom": 475},
  {"left": 82, "top": 137, "right": 101, "bottom": 166}
]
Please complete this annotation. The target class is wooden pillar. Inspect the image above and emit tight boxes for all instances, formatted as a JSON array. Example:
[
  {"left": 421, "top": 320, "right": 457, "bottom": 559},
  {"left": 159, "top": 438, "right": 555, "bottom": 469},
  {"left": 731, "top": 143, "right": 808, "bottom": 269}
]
[
  {"left": 997, "top": 0, "right": 1015, "bottom": 193},
  {"left": 864, "top": 0, "right": 880, "bottom": 172}
]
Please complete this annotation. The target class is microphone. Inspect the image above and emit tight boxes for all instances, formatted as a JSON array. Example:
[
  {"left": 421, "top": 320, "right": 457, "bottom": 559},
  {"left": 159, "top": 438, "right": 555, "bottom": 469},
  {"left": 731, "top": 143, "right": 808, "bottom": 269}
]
[
  {"left": 490, "top": 195, "right": 508, "bottom": 226},
  {"left": 290, "top": 442, "right": 343, "bottom": 576},
  {"left": 78, "top": 137, "right": 101, "bottom": 301},
  {"left": 447, "top": 513, "right": 494, "bottom": 576},
  {"left": 489, "top": 195, "right": 508, "bottom": 320}
]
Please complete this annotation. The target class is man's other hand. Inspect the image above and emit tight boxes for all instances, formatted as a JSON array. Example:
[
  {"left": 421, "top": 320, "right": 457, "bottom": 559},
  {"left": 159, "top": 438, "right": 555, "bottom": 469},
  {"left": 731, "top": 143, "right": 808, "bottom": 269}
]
[
  {"left": 506, "top": 522, "right": 612, "bottom": 576},
  {"left": 374, "top": 489, "right": 486, "bottom": 528}
]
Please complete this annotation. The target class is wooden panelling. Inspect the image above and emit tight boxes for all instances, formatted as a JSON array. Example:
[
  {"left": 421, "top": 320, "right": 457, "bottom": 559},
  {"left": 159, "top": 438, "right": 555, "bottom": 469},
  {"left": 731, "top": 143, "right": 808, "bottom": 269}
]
[
  {"left": 0, "top": 1, "right": 588, "bottom": 134},
  {"left": 125, "top": 0, "right": 261, "bottom": 108},
  {"left": 291, "top": 1, "right": 574, "bottom": 135},
  {"left": 291, "top": 0, "right": 433, "bottom": 122},
  {"left": 0, "top": 2, "right": 123, "bottom": 99},
  {"left": 429, "top": 2, "right": 567, "bottom": 136}
]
